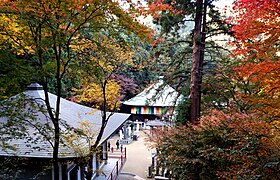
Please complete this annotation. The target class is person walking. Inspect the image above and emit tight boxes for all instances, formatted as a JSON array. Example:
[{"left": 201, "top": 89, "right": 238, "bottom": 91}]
[
  {"left": 120, "top": 144, "right": 123, "bottom": 153},
  {"left": 116, "top": 140, "right": 120, "bottom": 149}
]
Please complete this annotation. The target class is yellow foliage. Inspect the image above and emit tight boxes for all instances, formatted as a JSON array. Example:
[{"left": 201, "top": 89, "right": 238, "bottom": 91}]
[
  {"left": 0, "top": 14, "right": 33, "bottom": 55},
  {"left": 72, "top": 35, "right": 135, "bottom": 74},
  {"left": 72, "top": 34, "right": 134, "bottom": 111},
  {"left": 62, "top": 120, "right": 99, "bottom": 157},
  {"left": 0, "top": 0, "right": 150, "bottom": 63},
  {"left": 76, "top": 80, "right": 121, "bottom": 111}
]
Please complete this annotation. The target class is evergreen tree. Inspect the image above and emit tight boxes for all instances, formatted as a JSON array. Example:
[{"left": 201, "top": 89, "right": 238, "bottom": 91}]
[{"left": 147, "top": 0, "right": 232, "bottom": 123}]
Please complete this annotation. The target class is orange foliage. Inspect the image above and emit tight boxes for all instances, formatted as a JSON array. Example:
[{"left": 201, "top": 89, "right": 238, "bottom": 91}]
[
  {"left": 200, "top": 109, "right": 280, "bottom": 179},
  {"left": 230, "top": 0, "right": 280, "bottom": 120},
  {"left": 141, "top": 0, "right": 174, "bottom": 18},
  {"left": 0, "top": 0, "right": 153, "bottom": 47}
]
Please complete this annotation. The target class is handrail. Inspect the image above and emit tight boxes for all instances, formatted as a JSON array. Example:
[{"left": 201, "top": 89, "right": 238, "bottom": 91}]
[{"left": 107, "top": 148, "right": 126, "bottom": 180}]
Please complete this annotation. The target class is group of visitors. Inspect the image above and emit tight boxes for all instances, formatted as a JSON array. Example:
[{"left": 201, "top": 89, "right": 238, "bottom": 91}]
[{"left": 107, "top": 140, "right": 123, "bottom": 153}]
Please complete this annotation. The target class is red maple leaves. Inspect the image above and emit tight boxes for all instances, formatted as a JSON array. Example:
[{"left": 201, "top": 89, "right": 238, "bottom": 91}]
[{"left": 230, "top": 0, "right": 280, "bottom": 118}]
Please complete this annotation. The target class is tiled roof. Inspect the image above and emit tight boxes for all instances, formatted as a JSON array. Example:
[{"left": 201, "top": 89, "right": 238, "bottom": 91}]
[
  {"left": 146, "top": 120, "right": 169, "bottom": 127},
  {"left": 0, "top": 84, "right": 129, "bottom": 158},
  {"left": 122, "top": 78, "right": 182, "bottom": 107}
]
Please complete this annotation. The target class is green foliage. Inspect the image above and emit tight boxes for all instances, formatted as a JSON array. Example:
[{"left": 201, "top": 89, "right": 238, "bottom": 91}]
[
  {"left": 121, "top": 66, "right": 157, "bottom": 93},
  {"left": 201, "top": 56, "right": 261, "bottom": 114},
  {"left": 0, "top": 94, "right": 55, "bottom": 179},
  {"left": 0, "top": 94, "right": 54, "bottom": 145},
  {"left": 150, "top": 33, "right": 193, "bottom": 91},
  {"left": 175, "top": 86, "right": 190, "bottom": 125},
  {"left": 114, "top": 38, "right": 156, "bottom": 96},
  {"left": 151, "top": 0, "right": 230, "bottom": 64},
  {"left": 0, "top": 157, "right": 27, "bottom": 180},
  {"left": 47, "top": 74, "right": 80, "bottom": 99},
  {"left": 0, "top": 47, "right": 33, "bottom": 100},
  {"left": 147, "top": 0, "right": 232, "bottom": 121}
]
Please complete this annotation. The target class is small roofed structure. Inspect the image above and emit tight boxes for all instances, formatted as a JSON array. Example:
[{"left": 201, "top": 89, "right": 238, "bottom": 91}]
[
  {"left": 0, "top": 83, "right": 130, "bottom": 180},
  {"left": 146, "top": 119, "right": 169, "bottom": 127},
  {"left": 146, "top": 119, "right": 170, "bottom": 135},
  {"left": 122, "top": 77, "right": 182, "bottom": 122}
]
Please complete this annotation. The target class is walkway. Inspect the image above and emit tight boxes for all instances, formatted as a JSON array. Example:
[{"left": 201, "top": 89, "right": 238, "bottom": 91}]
[
  {"left": 95, "top": 148, "right": 126, "bottom": 180},
  {"left": 120, "top": 130, "right": 152, "bottom": 180},
  {"left": 95, "top": 158, "right": 119, "bottom": 180},
  {"left": 96, "top": 130, "right": 153, "bottom": 180}
]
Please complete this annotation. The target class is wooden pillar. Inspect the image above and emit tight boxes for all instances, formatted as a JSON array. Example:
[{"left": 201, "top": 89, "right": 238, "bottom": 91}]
[
  {"left": 124, "top": 147, "right": 127, "bottom": 159},
  {"left": 116, "top": 161, "right": 119, "bottom": 175}
]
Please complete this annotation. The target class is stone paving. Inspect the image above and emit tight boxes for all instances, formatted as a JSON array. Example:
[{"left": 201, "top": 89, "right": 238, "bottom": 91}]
[
  {"left": 121, "top": 130, "right": 152, "bottom": 180},
  {"left": 105, "top": 130, "right": 153, "bottom": 180}
]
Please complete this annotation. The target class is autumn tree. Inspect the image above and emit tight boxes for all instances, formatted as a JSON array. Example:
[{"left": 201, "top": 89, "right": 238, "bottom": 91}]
[
  {"left": 149, "top": 1, "right": 280, "bottom": 178},
  {"left": 62, "top": 120, "right": 100, "bottom": 179},
  {"left": 0, "top": 0, "right": 151, "bottom": 179},
  {"left": 0, "top": 94, "right": 54, "bottom": 179},
  {"left": 152, "top": 109, "right": 280, "bottom": 179},
  {"left": 72, "top": 31, "right": 146, "bottom": 178},
  {"left": 111, "top": 74, "right": 139, "bottom": 100},
  {"left": 230, "top": 0, "right": 280, "bottom": 124},
  {"left": 74, "top": 34, "right": 135, "bottom": 146}
]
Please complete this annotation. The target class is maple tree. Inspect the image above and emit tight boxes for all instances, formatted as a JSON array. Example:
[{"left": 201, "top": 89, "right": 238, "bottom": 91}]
[
  {"left": 72, "top": 31, "right": 156, "bottom": 178},
  {"left": 76, "top": 80, "right": 122, "bottom": 110},
  {"left": 111, "top": 74, "right": 139, "bottom": 100},
  {"left": 73, "top": 34, "right": 136, "bottom": 164},
  {"left": 0, "top": 0, "right": 151, "bottom": 179},
  {"left": 230, "top": 0, "right": 280, "bottom": 125},
  {"left": 148, "top": 1, "right": 280, "bottom": 179},
  {"left": 0, "top": 94, "right": 54, "bottom": 179},
  {"left": 152, "top": 109, "right": 280, "bottom": 179},
  {"left": 62, "top": 120, "right": 100, "bottom": 179}
]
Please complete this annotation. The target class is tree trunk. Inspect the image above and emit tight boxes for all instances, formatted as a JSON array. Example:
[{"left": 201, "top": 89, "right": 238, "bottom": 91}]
[
  {"left": 42, "top": 80, "right": 60, "bottom": 180},
  {"left": 190, "top": 0, "right": 204, "bottom": 124},
  {"left": 198, "top": 0, "right": 207, "bottom": 121},
  {"left": 53, "top": 36, "right": 62, "bottom": 179},
  {"left": 53, "top": 121, "right": 60, "bottom": 180},
  {"left": 53, "top": 76, "right": 61, "bottom": 180},
  {"left": 86, "top": 83, "right": 108, "bottom": 180}
]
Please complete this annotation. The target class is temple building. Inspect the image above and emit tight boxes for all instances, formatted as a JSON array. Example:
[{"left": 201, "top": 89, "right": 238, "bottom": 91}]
[{"left": 121, "top": 77, "right": 182, "bottom": 123}]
